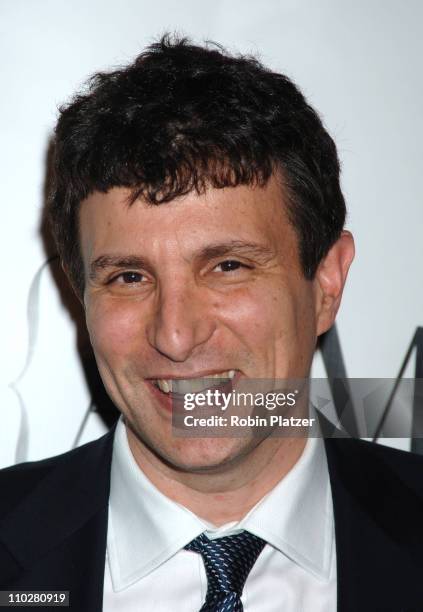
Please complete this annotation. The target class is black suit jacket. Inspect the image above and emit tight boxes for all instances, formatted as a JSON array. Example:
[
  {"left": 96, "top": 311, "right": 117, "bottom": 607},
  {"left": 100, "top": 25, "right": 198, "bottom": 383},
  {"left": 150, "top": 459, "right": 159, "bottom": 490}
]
[{"left": 1, "top": 429, "right": 423, "bottom": 611}]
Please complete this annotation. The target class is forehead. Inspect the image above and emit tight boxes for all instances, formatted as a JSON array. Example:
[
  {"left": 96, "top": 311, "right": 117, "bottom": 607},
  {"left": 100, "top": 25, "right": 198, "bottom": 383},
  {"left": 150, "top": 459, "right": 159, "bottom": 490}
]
[{"left": 79, "top": 174, "right": 298, "bottom": 262}]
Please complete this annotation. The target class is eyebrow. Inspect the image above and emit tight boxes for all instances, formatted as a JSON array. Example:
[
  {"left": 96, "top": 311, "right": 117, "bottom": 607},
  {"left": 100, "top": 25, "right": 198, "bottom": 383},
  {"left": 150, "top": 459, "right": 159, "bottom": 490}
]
[
  {"left": 196, "top": 241, "right": 275, "bottom": 263},
  {"left": 89, "top": 241, "right": 275, "bottom": 280}
]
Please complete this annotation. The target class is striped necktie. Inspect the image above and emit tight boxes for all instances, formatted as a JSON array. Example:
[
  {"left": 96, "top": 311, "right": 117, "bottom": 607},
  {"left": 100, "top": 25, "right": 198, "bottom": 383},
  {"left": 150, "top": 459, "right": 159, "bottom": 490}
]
[{"left": 185, "top": 530, "right": 267, "bottom": 611}]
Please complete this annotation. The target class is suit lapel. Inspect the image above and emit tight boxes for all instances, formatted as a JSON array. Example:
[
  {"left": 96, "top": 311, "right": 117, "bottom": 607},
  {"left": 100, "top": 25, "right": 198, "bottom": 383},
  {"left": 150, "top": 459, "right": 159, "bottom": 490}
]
[
  {"left": 0, "top": 429, "right": 115, "bottom": 611},
  {"left": 325, "top": 438, "right": 423, "bottom": 612}
]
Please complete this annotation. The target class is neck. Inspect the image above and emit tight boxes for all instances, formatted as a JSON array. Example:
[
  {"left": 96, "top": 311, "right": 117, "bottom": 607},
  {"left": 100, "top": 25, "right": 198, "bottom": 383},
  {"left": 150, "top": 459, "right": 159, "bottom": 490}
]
[{"left": 126, "top": 426, "right": 307, "bottom": 525}]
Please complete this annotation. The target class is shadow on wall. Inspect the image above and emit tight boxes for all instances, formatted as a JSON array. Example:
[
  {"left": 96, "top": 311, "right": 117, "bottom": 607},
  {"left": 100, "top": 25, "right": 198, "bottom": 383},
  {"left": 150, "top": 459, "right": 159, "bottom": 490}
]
[{"left": 39, "top": 136, "right": 120, "bottom": 431}]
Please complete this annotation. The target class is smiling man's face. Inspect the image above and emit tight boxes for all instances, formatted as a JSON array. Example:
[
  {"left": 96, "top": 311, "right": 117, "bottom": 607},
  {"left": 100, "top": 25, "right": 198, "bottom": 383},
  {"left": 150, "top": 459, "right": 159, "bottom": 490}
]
[{"left": 79, "top": 174, "right": 351, "bottom": 474}]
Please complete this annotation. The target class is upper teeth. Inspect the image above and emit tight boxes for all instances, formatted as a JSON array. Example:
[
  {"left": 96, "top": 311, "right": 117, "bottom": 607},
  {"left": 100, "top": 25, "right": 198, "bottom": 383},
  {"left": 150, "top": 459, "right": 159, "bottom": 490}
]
[{"left": 155, "top": 370, "right": 236, "bottom": 394}]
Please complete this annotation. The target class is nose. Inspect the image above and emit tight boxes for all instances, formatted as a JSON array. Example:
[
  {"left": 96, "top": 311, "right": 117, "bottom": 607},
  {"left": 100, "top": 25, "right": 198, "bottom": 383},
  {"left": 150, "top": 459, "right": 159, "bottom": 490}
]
[{"left": 146, "top": 280, "right": 216, "bottom": 362}]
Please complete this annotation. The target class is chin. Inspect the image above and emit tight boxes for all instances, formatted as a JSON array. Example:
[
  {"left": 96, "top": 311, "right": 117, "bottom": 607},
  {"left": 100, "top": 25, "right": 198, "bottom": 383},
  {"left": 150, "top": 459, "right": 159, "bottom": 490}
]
[
  {"left": 159, "top": 436, "right": 260, "bottom": 474},
  {"left": 124, "top": 407, "right": 261, "bottom": 474}
]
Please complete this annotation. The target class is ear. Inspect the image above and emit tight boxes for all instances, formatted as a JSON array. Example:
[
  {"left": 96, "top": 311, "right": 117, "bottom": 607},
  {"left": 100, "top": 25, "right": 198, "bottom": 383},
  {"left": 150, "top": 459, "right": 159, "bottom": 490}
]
[{"left": 314, "top": 230, "right": 355, "bottom": 336}]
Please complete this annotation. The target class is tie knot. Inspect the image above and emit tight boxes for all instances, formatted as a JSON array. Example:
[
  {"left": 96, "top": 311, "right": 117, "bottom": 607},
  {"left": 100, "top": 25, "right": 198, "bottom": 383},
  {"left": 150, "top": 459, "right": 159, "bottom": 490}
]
[{"left": 185, "top": 531, "right": 266, "bottom": 609}]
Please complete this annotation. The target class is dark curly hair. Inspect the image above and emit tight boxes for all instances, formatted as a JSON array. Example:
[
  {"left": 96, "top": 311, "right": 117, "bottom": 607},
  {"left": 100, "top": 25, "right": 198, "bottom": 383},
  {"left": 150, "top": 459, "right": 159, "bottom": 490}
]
[{"left": 47, "top": 34, "right": 346, "bottom": 296}]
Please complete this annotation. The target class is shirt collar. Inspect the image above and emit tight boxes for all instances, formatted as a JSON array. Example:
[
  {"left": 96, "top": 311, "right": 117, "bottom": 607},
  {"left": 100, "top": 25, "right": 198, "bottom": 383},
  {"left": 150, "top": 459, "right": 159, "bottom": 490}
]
[
  {"left": 107, "top": 418, "right": 206, "bottom": 591},
  {"left": 238, "top": 431, "right": 334, "bottom": 580},
  {"left": 108, "top": 416, "right": 333, "bottom": 591}
]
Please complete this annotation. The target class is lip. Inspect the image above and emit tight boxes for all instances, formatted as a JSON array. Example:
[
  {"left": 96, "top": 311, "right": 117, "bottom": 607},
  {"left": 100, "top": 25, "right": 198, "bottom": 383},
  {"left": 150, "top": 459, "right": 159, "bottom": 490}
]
[
  {"left": 146, "top": 369, "right": 238, "bottom": 380},
  {"left": 145, "top": 370, "right": 243, "bottom": 414}
]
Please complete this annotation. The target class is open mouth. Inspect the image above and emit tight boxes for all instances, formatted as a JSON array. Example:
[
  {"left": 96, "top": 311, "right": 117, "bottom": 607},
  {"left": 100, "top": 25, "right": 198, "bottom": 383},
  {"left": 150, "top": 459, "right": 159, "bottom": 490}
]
[{"left": 151, "top": 370, "right": 237, "bottom": 399}]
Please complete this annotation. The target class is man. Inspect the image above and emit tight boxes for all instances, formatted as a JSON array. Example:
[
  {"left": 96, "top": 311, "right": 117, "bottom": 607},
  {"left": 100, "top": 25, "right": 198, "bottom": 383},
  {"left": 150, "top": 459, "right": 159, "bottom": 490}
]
[{"left": 1, "top": 35, "right": 423, "bottom": 612}]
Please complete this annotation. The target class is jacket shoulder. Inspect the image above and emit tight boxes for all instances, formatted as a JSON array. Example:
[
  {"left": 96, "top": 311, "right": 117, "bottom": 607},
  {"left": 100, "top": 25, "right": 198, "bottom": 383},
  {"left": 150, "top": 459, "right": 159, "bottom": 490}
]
[
  {"left": 326, "top": 437, "right": 423, "bottom": 495},
  {"left": 329, "top": 436, "right": 423, "bottom": 464},
  {"left": 0, "top": 432, "right": 113, "bottom": 520}
]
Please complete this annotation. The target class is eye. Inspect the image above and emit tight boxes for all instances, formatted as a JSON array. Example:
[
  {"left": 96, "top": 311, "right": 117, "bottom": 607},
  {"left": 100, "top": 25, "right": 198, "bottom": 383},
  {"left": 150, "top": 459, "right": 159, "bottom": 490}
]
[
  {"left": 214, "top": 260, "right": 246, "bottom": 273},
  {"left": 113, "top": 271, "right": 145, "bottom": 284}
]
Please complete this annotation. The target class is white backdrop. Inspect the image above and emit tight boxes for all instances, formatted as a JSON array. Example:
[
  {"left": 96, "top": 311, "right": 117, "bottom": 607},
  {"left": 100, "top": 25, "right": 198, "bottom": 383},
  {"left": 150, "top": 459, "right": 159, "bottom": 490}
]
[{"left": 1, "top": 0, "right": 422, "bottom": 468}]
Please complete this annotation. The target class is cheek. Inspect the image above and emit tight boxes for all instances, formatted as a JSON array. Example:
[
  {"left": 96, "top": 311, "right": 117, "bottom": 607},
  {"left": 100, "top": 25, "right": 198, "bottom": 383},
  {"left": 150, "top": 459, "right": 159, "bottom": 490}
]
[
  {"left": 224, "top": 280, "right": 315, "bottom": 350},
  {"left": 86, "top": 299, "right": 144, "bottom": 361},
  {"left": 213, "top": 285, "right": 290, "bottom": 346}
]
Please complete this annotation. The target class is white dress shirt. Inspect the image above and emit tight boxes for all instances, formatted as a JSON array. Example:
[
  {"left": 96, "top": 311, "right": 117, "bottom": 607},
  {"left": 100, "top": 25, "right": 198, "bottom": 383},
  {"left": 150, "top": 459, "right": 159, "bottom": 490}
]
[{"left": 103, "top": 418, "right": 336, "bottom": 611}]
